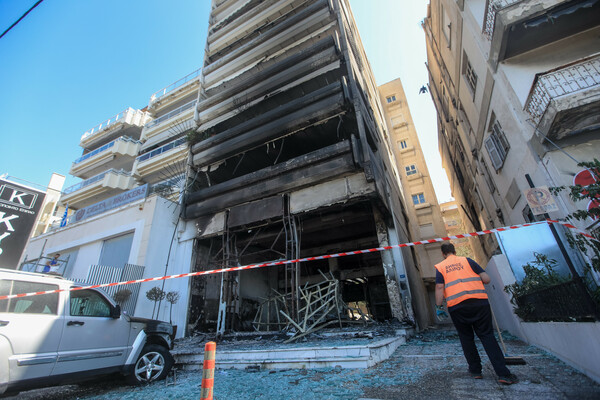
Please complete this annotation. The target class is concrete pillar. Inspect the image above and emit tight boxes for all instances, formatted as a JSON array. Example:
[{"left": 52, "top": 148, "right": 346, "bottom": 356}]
[
  {"left": 387, "top": 226, "right": 416, "bottom": 325},
  {"left": 328, "top": 258, "right": 339, "bottom": 277},
  {"left": 372, "top": 205, "right": 406, "bottom": 322}
]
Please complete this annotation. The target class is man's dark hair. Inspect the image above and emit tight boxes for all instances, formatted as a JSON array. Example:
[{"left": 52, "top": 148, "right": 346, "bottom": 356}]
[{"left": 441, "top": 243, "right": 456, "bottom": 255}]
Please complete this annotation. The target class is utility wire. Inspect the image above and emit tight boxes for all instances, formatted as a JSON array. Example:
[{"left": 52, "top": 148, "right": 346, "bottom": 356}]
[{"left": 0, "top": 0, "right": 44, "bottom": 40}]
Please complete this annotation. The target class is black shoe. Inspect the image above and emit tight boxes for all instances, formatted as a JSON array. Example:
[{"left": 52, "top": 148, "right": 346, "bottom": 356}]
[
  {"left": 469, "top": 371, "right": 483, "bottom": 379},
  {"left": 498, "top": 374, "right": 519, "bottom": 385}
]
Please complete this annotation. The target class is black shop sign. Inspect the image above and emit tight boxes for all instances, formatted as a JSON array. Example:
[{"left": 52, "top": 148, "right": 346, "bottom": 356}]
[{"left": 0, "top": 179, "right": 45, "bottom": 269}]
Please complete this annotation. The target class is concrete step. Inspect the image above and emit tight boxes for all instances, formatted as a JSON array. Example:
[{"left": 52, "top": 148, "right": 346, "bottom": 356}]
[{"left": 174, "top": 332, "right": 407, "bottom": 370}]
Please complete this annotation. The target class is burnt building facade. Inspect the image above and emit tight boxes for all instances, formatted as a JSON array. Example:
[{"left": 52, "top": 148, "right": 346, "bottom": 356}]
[{"left": 183, "top": 0, "right": 430, "bottom": 335}]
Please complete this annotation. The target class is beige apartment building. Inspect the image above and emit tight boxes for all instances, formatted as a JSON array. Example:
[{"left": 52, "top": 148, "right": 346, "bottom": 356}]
[
  {"left": 379, "top": 79, "right": 447, "bottom": 306},
  {"left": 440, "top": 200, "right": 475, "bottom": 259},
  {"left": 423, "top": 0, "right": 600, "bottom": 263}
]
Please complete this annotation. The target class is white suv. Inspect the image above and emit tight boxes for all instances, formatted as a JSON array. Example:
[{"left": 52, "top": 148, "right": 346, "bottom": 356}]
[{"left": 0, "top": 269, "right": 175, "bottom": 395}]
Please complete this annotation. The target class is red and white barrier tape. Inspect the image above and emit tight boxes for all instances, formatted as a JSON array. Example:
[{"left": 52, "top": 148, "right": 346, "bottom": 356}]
[{"left": 1, "top": 219, "right": 596, "bottom": 301}]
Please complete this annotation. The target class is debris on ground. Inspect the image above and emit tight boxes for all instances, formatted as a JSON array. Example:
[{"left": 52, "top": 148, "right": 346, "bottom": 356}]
[{"left": 7, "top": 328, "right": 600, "bottom": 400}]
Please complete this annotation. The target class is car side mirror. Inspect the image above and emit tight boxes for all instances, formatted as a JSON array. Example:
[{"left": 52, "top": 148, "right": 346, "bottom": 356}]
[{"left": 111, "top": 304, "right": 121, "bottom": 319}]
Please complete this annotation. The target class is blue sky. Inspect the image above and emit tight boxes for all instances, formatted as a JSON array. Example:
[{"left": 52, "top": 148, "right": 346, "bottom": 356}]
[{"left": 0, "top": 0, "right": 452, "bottom": 202}]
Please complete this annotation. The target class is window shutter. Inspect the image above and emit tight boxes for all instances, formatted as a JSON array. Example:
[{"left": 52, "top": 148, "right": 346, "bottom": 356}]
[{"left": 485, "top": 136, "right": 503, "bottom": 171}]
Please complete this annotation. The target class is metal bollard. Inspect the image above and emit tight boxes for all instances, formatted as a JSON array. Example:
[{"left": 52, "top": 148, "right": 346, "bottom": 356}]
[{"left": 200, "top": 341, "right": 216, "bottom": 400}]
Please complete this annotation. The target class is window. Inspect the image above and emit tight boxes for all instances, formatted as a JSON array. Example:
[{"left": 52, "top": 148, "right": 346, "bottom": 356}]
[
  {"left": 0, "top": 280, "right": 58, "bottom": 315},
  {"left": 98, "top": 233, "right": 134, "bottom": 268},
  {"left": 386, "top": 95, "right": 396, "bottom": 103},
  {"left": 391, "top": 116, "right": 406, "bottom": 127},
  {"left": 419, "top": 223, "right": 435, "bottom": 238},
  {"left": 455, "top": 161, "right": 465, "bottom": 186},
  {"left": 462, "top": 52, "right": 478, "bottom": 96},
  {"left": 484, "top": 117, "right": 510, "bottom": 171},
  {"left": 399, "top": 140, "right": 408, "bottom": 149},
  {"left": 412, "top": 193, "right": 426, "bottom": 205},
  {"left": 405, "top": 165, "right": 418, "bottom": 176},
  {"left": 70, "top": 289, "right": 111, "bottom": 317},
  {"left": 480, "top": 158, "right": 497, "bottom": 193},
  {"left": 442, "top": 6, "right": 451, "bottom": 48}
]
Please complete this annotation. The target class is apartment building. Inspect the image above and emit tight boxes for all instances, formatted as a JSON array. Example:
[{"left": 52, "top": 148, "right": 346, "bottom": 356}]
[
  {"left": 19, "top": 71, "right": 204, "bottom": 333},
  {"left": 424, "top": 0, "right": 600, "bottom": 263},
  {"left": 182, "top": 0, "right": 432, "bottom": 333},
  {"left": 132, "top": 68, "right": 201, "bottom": 194},
  {"left": 440, "top": 200, "right": 475, "bottom": 258},
  {"left": 379, "top": 79, "right": 447, "bottom": 311}
]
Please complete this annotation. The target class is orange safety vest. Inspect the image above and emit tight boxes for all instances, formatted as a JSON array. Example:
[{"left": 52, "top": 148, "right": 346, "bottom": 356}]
[{"left": 435, "top": 255, "right": 488, "bottom": 307}]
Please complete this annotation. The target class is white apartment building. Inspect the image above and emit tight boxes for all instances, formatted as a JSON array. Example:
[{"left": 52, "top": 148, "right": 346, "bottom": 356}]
[{"left": 20, "top": 70, "right": 204, "bottom": 335}]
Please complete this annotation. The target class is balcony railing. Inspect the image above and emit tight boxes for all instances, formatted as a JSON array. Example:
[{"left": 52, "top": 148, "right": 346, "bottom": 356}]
[
  {"left": 144, "top": 99, "right": 197, "bottom": 129},
  {"left": 483, "top": 0, "right": 523, "bottom": 37},
  {"left": 524, "top": 54, "right": 600, "bottom": 123},
  {"left": 150, "top": 68, "right": 201, "bottom": 103},
  {"left": 137, "top": 137, "right": 187, "bottom": 163},
  {"left": 63, "top": 168, "right": 129, "bottom": 195},
  {"left": 81, "top": 107, "right": 137, "bottom": 141},
  {"left": 73, "top": 136, "right": 141, "bottom": 165}
]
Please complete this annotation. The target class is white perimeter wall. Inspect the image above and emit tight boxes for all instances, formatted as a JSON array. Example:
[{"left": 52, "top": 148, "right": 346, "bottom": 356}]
[{"left": 486, "top": 254, "right": 600, "bottom": 384}]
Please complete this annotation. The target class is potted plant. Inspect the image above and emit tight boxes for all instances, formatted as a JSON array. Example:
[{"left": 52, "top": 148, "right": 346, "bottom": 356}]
[
  {"left": 166, "top": 291, "right": 180, "bottom": 337},
  {"left": 145, "top": 286, "right": 166, "bottom": 319},
  {"left": 113, "top": 288, "right": 132, "bottom": 311}
]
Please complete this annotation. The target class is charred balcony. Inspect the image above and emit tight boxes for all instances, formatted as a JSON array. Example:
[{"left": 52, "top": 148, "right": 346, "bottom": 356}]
[
  {"left": 487, "top": 0, "right": 600, "bottom": 68},
  {"left": 202, "top": 0, "right": 336, "bottom": 88}
]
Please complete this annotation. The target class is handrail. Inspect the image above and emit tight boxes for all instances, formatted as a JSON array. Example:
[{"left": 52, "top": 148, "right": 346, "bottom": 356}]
[
  {"left": 73, "top": 137, "right": 141, "bottom": 165},
  {"left": 81, "top": 108, "right": 135, "bottom": 141},
  {"left": 137, "top": 137, "right": 187, "bottom": 163},
  {"left": 145, "top": 100, "right": 197, "bottom": 129},
  {"left": 150, "top": 68, "right": 202, "bottom": 103},
  {"left": 483, "top": 0, "right": 523, "bottom": 38},
  {"left": 524, "top": 54, "right": 600, "bottom": 123},
  {"left": 63, "top": 169, "right": 130, "bottom": 195}
]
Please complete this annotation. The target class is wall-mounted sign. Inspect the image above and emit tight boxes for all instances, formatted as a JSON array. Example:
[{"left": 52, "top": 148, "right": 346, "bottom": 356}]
[
  {"left": 525, "top": 186, "right": 559, "bottom": 216},
  {"left": 73, "top": 184, "right": 148, "bottom": 223},
  {"left": 573, "top": 168, "right": 598, "bottom": 194},
  {"left": 0, "top": 179, "right": 46, "bottom": 269},
  {"left": 574, "top": 168, "right": 599, "bottom": 219}
]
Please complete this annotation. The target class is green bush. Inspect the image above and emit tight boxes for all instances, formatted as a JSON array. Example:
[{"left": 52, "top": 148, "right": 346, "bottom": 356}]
[{"left": 504, "top": 253, "right": 570, "bottom": 320}]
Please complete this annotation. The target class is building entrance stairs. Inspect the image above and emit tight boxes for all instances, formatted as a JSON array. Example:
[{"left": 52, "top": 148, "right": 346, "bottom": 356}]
[{"left": 173, "top": 327, "right": 412, "bottom": 370}]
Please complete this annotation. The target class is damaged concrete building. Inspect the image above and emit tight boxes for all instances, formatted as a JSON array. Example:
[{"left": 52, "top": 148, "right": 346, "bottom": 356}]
[{"left": 183, "top": 0, "right": 431, "bottom": 336}]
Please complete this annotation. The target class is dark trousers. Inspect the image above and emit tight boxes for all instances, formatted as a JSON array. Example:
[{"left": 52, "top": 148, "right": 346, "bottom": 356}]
[{"left": 449, "top": 302, "right": 511, "bottom": 377}]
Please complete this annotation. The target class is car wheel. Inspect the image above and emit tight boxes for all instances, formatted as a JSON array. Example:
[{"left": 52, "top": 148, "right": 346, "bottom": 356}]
[{"left": 129, "top": 344, "right": 174, "bottom": 384}]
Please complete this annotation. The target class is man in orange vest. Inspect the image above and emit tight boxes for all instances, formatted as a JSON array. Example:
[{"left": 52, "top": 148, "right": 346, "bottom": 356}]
[{"left": 435, "top": 243, "right": 518, "bottom": 385}]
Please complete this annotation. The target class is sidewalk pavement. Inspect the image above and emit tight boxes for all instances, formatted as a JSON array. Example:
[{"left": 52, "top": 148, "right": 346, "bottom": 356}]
[{"left": 8, "top": 328, "right": 600, "bottom": 399}]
